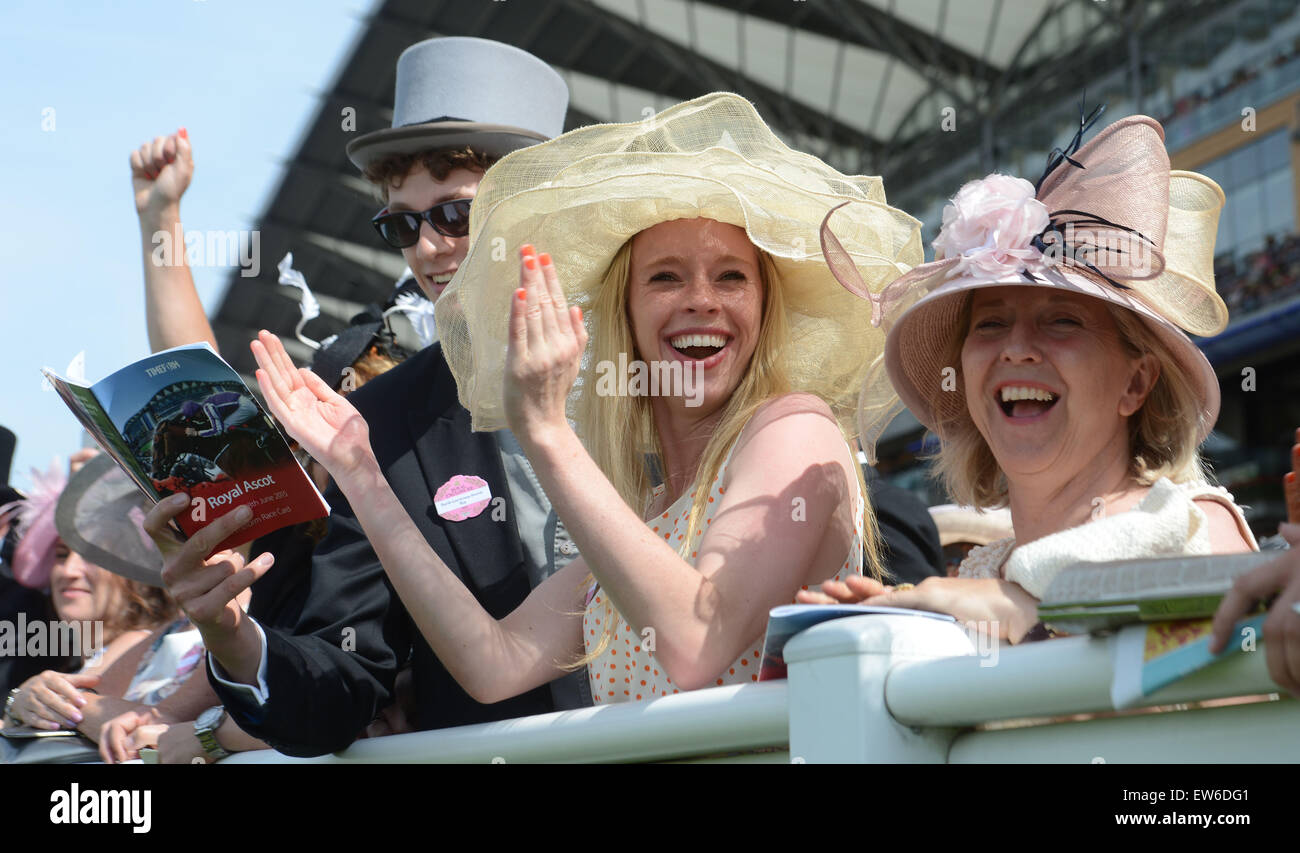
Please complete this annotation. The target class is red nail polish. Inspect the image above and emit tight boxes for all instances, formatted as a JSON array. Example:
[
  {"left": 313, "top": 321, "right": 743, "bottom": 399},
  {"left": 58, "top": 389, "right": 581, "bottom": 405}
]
[
  {"left": 524, "top": 256, "right": 537, "bottom": 270},
  {"left": 538, "top": 252, "right": 552, "bottom": 266},
  {"left": 520, "top": 244, "right": 535, "bottom": 256}
]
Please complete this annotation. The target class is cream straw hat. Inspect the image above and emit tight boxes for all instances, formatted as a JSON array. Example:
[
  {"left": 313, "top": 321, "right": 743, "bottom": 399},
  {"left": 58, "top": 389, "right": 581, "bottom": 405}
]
[
  {"left": 435, "top": 92, "right": 924, "bottom": 435},
  {"left": 823, "top": 112, "right": 1228, "bottom": 460}
]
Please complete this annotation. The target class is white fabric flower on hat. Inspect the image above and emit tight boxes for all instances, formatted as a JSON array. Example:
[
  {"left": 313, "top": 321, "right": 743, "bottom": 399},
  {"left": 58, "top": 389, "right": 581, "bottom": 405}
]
[{"left": 932, "top": 174, "right": 1050, "bottom": 280}]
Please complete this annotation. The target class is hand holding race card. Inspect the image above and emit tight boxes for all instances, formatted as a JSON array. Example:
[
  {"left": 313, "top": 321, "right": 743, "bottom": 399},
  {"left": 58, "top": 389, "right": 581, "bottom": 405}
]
[{"left": 41, "top": 342, "right": 328, "bottom": 555}]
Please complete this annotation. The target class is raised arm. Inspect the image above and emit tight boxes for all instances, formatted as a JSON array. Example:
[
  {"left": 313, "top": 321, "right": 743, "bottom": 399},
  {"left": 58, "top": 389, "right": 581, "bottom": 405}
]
[
  {"left": 249, "top": 331, "right": 586, "bottom": 705},
  {"left": 130, "top": 128, "right": 219, "bottom": 353}
]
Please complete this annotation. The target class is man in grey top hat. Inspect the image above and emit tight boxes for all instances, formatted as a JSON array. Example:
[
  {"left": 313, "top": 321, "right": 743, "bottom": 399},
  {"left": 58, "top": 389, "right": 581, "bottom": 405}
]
[{"left": 147, "top": 37, "right": 591, "bottom": 757}]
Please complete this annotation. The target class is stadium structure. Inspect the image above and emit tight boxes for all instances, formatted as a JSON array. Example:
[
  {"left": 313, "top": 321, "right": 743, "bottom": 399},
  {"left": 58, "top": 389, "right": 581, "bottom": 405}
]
[{"left": 212, "top": 0, "right": 1300, "bottom": 539}]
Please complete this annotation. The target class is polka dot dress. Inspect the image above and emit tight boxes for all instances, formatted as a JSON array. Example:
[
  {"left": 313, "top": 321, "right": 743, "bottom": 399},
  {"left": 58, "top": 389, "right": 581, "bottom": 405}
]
[{"left": 582, "top": 442, "right": 865, "bottom": 704}]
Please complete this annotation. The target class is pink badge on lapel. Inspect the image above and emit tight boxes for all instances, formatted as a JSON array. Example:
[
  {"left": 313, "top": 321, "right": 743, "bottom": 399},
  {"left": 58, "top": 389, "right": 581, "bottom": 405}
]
[{"left": 434, "top": 474, "right": 492, "bottom": 522}]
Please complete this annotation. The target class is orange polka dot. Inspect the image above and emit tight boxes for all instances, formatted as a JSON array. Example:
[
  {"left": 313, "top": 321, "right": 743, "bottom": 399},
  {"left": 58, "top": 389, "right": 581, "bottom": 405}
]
[
  {"left": 636, "top": 694, "right": 642, "bottom": 700},
  {"left": 801, "top": 585, "right": 808, "bottom": 590},
  {"left": 634, "top": 646, "right": 640, "bottom": 652},
  {"left": 664, "top": 533, "right": 670, "bottom": 540},
  {"left": 673, "top": 689, "right": 679, "bottom": 694},
  {"left": 728, "top": 668, "right": 735, "bottom": 675},
  {"left": 640, "top": 680, "right": 646, "bottom": 686},
  {"left": 751, "top": 675, "right": 758, "bottom": 682},
  {"left": 716, "top": 678, "right": 724, "bottom": 686},
  {"left": 752, "top": 651, "right": 759, "bottom": 658},
  {"left": 691, "top": 551, "right": 697, "bottom": 558},
  {"left": 708, "top": 496, "right": 714, "bottom": 503}
]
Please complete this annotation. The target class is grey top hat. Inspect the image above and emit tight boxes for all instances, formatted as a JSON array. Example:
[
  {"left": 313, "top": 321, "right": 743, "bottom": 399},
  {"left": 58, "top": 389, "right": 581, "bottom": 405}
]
[
  {"left": 346, "top": 37, "right": 569, "bottom": 170},
  {"left": 54, "top": 454, "right": 164, "bottom": 587}
]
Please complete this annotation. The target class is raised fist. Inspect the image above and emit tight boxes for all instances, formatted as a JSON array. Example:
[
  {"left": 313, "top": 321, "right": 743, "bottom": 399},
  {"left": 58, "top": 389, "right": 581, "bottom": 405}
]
[{"left": 130, "top": 128, "right": 194, "bottom": 217}]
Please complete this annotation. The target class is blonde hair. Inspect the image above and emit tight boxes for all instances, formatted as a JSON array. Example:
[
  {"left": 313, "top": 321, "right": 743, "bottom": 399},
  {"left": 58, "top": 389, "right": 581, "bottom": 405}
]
[
  {"left": 933, "top": 294, "right": 1209, "bottom": 508},
  {"left": 572, "top": 237, "right": 883, "bottom": 663}
]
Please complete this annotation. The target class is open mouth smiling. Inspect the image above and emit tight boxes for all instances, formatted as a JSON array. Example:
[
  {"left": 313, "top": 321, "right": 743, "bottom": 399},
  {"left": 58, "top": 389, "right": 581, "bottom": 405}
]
[
  {"left": 995, "top": 383, "right": 1060, "bottom": 421},
  {"left": 667, "top": 331, "right": 731, "bottom": 363}
]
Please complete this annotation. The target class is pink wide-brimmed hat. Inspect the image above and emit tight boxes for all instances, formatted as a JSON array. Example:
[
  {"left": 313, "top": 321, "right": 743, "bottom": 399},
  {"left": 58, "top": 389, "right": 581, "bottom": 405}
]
[{"left": 823, "top": 111, "right": 1228, "bottom": 461}]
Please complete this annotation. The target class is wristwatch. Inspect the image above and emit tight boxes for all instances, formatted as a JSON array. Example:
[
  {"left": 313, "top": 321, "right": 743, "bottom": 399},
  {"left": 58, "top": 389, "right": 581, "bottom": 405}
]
[
  {"left": 4, "top": 688, "right": 21, "bottom": 726},
  {"left": 194, "top": 706, "right": 230, "bottom": 761}
]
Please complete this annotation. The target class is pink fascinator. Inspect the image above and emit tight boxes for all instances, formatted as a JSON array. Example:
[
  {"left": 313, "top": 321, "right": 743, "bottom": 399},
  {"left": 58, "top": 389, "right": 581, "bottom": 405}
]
[{"left": 0, "top": 461, "right": 67, "bottom": 589}]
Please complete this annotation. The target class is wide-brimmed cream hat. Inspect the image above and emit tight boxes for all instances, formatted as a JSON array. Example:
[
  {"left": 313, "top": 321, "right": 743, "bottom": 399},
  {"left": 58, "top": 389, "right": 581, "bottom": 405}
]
[
  {"left": 825, "top": 113, "right": 1228, "bottom": 460},
  {"left": 435, "top": 92, "right": 924, "bottom": 434}
]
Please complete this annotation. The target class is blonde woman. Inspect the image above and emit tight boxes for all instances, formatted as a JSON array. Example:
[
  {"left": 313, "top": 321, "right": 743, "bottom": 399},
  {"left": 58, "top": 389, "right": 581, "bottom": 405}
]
[
  {"left": 249, "top": 93, "right": 922, "bottom": 704},
  {"left": 802, "top": 113, "right": 1257, "bottom": 641}
]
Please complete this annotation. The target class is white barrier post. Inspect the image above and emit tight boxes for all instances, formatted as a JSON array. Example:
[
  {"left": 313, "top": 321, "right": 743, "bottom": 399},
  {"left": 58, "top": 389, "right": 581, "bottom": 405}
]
[{"left": 784, "top": 615, "right": 975, "bottom": 763}]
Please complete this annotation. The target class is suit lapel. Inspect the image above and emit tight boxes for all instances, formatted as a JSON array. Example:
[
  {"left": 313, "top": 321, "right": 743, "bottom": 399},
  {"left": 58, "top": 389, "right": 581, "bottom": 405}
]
[{"left": 405, "top": 345, "right": 524, "bottom": 593}]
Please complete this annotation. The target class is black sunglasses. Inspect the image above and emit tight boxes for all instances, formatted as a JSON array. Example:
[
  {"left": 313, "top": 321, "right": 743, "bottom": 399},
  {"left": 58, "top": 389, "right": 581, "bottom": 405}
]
[{"left": 371, "top": 198, "right": 472, "bottom": 248}]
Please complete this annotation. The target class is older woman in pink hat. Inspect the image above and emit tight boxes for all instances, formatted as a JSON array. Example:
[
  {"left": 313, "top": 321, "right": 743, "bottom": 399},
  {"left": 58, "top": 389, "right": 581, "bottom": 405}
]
[{"left": 803, "top": 111, "right": 1258, "bottom": 642}]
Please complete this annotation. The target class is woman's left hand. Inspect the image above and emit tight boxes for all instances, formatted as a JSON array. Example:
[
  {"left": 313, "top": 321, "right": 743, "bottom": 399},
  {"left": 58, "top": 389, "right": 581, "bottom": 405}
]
[
  {"left": 504, "top": 245, "right": 587, "bottom": 446},
  {"left": 796, "top": 575, "right": 1040, "bottom": 643}
]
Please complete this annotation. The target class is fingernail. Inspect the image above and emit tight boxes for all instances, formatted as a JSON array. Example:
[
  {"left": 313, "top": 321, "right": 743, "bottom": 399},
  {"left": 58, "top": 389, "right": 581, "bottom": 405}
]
[
  {"left": 235, "top": 506, "right": 252, "bottom": 522},
  {"left": 538, "top": 252, "right": 552, "bottom": 266},
  {"left": 68, "top": 711, "right": 82, "bottom": 723},
  {"left": 516, "top": 288, "right": 527, "bottom": 302},
  {"left": 520, "top": 244, "right": 535, "bottom": 256},
  {"left": 179, "top": 127, "right": 188, "bottom": 139},
  {"left": 524, "top": 256, "right": 537, "bottom": 270},
  {"left": 168, "top": 493, "right": 188, "bottom": 506}
]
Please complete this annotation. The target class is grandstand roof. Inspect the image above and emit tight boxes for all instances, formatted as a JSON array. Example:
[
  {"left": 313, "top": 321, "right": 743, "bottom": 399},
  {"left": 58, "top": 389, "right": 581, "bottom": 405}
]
[{"left": 212, "top": 0, "right": 1243, "bottom": 374}]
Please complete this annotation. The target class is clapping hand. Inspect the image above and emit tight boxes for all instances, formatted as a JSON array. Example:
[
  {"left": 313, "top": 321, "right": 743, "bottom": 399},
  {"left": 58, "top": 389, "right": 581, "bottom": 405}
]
[
  {"left": 503, "top": 245, "right": 586, "bottom": 446},
  {"left": 250, "top": 330, "right": 374, "bottom": 481}
]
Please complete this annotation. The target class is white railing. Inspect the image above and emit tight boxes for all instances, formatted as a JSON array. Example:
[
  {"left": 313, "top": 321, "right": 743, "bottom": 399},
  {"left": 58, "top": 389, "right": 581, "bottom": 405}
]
[{"left": 223, "top": 615, "right": 1297, "bottom": 764}]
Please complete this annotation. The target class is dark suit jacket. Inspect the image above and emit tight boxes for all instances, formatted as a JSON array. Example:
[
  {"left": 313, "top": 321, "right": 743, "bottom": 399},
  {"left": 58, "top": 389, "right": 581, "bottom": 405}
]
[
  {"left": 212, "top": 343, "right": 555, "bottom": 756},
  {"left": 863, "top": 465, "right": 945, "bottom": 586}
]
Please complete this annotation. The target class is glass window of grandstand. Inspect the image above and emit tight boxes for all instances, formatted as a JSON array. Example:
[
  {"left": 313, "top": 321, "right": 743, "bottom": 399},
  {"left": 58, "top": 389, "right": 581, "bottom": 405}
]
[{"left": 1200, "top": 128, "right": 1298, "bottom": 315}]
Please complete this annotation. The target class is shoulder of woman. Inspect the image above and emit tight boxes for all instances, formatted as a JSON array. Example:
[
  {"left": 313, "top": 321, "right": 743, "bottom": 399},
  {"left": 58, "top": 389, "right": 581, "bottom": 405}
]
[
  {"left": 744, "top": 392, "right": 838, "bottom": 437},
  {"left": 729, "top": 393, "right": 854, "bottom": 491}
]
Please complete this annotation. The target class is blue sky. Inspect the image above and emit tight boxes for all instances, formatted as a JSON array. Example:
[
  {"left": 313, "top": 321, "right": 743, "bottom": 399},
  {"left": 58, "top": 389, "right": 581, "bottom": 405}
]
[{"left": 0, "top": 0, "right": 368, "bottom": 490}]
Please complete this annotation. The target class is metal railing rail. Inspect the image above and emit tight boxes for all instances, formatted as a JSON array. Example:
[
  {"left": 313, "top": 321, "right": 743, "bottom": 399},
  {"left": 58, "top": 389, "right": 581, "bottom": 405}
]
[{"left": 223, "top": 614, "right": 1296, "bottom": 764}]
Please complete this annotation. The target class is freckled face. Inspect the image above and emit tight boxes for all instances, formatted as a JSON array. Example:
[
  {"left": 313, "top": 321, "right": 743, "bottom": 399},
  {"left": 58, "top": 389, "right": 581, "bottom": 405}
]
[
  {"left": 626, "top": 219, "right": 764, "bottom": 415},
  {"left": 961, "top": 286, "right": 1155, "bottom": 479}
]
